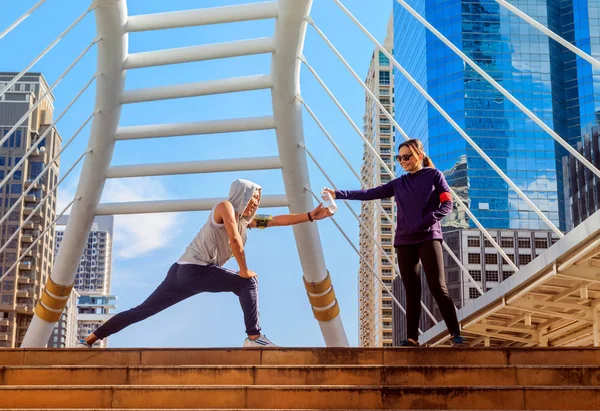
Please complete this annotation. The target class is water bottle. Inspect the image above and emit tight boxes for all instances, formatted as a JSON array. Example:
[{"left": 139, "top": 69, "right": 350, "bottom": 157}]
[{"left": 321, "top": 188, "right": 338, "bottom": 214}]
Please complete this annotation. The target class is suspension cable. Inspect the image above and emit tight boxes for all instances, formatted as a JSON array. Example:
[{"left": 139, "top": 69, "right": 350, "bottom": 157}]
[
  {"left": 0, "top": 4, "right": 95, "bottom": 99},
  {"left": 0, "top": 112, "right": 95, "bottom": 228},
  {"left": 0, "top": 0, "right": 48, "bottom": 41},
  {"left": 0, "top": 197, "right": 79, "bottom": 283},
  {"left": 496, "top": 0, "right": 600, "bottom": 71},
  {"left": 0, "top": 150, "right": 90, "bottom": 263},
  {"left": 0, "top": 74, "right": 97, "bottom": 191},
  {"left": 0, "top": 39, "right": 99, "bottom": 149}
]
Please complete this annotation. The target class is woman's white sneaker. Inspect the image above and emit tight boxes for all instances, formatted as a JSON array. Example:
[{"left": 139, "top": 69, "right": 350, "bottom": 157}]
[{"left": 243, "top": 334, "right": 278, "bottom": 347}]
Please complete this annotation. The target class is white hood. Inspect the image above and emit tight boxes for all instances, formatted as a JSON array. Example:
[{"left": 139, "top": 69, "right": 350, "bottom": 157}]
[{"left": 228, "top": 179, "right": 262, "bottom": 225}]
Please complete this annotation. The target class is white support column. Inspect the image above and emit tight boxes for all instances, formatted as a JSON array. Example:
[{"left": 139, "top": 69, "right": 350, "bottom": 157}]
[
  {"left": 22, "top": 0, "right": 128, "bottom": 347},
  {"left": 271, "top": 0, "right": 348, "bottom": 346}
]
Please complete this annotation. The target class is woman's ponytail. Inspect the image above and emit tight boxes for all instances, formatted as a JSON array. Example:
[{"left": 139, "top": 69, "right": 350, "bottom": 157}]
[{"left": 423, "top": 155, "right": 435, "bottom": 168}]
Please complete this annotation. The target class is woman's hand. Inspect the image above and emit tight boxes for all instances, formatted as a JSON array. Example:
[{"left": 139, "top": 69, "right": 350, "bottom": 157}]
[
  {"left": 323, "top": 188, "right": 336, "bottom": 199},
  {"left": 310, "top": 203, "right": 333, "bottom": 221}
]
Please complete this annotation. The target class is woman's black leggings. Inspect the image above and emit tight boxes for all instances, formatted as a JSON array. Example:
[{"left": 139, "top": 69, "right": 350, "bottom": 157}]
[{"left": 395, "top": 240, "right": 460, "bottom": 341}]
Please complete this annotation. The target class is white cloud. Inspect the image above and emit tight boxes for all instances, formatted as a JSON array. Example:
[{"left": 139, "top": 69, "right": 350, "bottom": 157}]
[
  {"left": 56, "top": 177, "right": 183, "bottom": 260},
  {"left": 102, "top": 178, "right": 183, "bottom": 259}
]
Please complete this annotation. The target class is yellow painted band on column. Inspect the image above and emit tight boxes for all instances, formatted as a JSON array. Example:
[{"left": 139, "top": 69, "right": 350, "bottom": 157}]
[
  {"left": 307, "top": 286, "right": 336, "bottom": 307},
  {"left": 34, "top": 302, "right": 62, "bottom": 323},
  {"left": 303, "top": 271, "right": 331, "bottom": 294},
  {"left": 312, "top": 299, "right": 340, "bottom": 321},
  {"left": 45, "top": 277, "right": 74, "bottom": 297},
  {"left": 41, "top": 288, "right": 69, "bottom": 311}
]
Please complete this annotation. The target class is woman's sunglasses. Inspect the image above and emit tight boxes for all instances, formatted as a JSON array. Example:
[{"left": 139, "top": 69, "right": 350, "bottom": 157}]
[{"left": 395, "top": 153, "right": 413, "bottom": 162}]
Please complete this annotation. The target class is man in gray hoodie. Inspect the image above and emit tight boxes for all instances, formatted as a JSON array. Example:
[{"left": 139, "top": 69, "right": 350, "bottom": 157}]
[{"left": 78, "top": 179, "right": 332, "bottom": 348}]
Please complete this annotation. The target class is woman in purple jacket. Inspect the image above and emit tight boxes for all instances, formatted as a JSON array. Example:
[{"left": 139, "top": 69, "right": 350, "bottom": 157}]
[{"left": 324, "top": 139, "right": 466, "bottom": 347}]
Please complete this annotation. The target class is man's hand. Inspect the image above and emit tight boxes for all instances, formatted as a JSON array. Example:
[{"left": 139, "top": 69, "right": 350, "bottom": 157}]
[
  {"left": 239, "top": 269, "right": 258, "bottom": 279},
  {"left": 310, "top": 203, "right": 333, "bottom": 221}
]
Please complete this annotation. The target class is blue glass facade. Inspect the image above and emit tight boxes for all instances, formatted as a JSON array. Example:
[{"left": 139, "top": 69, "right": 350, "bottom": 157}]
[{"left": 394, "top": 0, "right": 600, "bottom": 231}]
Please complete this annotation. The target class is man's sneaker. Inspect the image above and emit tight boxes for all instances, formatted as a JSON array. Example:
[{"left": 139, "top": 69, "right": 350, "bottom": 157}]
[
  {"left": 243, "top": 334, "right": 278, "bottom": 348},
  {"left": 75, "top": 339, "right": 92, "bottom": 349},
  {"left": 398, "top": 339, "right": 420, "bottom": 347},
  {"left": 451, "top": 335, "right": 468, "bottom": 347}
]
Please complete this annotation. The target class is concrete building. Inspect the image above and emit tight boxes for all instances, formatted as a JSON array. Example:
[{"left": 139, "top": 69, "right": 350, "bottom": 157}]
[
  {"left": 358, "top": 16, "right": 396, "bottom": 347},
  {"left": 0, "top": 72, "right": 61, "bottom": 348}
]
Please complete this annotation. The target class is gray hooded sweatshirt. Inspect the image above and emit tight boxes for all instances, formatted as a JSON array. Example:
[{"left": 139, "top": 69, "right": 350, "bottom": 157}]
[{"left": 179, "top": 179, "right": 262, "bottom": 267}]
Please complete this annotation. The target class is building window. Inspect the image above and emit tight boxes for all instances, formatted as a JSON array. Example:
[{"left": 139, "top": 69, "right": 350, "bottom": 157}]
[
  {"left": 485, "top": 253, "right": 498, "bottom": 265},
  {"left": 502, "top": 271, "right": 513, "bottom": 281},
  {"left": 518, "top": 237, "right": 531, "bottom": 248},
  {"left": 449, "top": 288, "right": 460, "bottom": 300},
  {"left": 468, "top": 253, "right": 481, "bottom": 264},
  {"left": 469, "top": 270, "right": 482, "bottom": 281},
  {"left": 534, "top": 239, "right": 548, "bottom": 249},
  {"left": 485, "top": 271, "right": 499, "bottom": 282},
  {"left": 501, "top": 237, "right": 514, "bottom": 248},
  {"left": 469, "top": 288, "right": 480, "bottom": 299},
  {"left": 519, "top": 254, "right": 532, "bottom": 265},
  {"left": 467, "top": 236, "right": 480, "bottom": 247},
  {"left": 378, "top": 51, "right": 390, "bottom": 66},
  {"left": 484, "top": 237, "right": 495, "bottom": 248},
  {"left": 447, "top": 270, "right": 459, "bottom": 283},
  {"left": 379, "top": 71, "right": 390, "bottom": 85},
  {"left": 380, "top": 125, "right": 391, "bottom": 134}
]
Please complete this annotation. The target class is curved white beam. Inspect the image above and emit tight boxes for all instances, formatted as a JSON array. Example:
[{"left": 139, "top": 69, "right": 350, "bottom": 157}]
[
  {"left": 96, "top": 195, "right": 289, "bottom": 215},
  {"left": 120, "top": 75, "right": 273, "bottom": 104},
  {"left": 125, "top": 1, "right": 279, "bottom": 32},
  {"left": 124, "top": 38, "right": 275, "bottom": 69},
  {"left": 271, "top": 0, "right": 348, "bottom": 346},
  {"left": 114, "top": 116, "right": 275, "bottom": 140},
  {"left": 22, "top": 0, "right": 128, "bottom": 347},
  {"left": 106, "top": 156, "right": 282, "bottom": 178}
]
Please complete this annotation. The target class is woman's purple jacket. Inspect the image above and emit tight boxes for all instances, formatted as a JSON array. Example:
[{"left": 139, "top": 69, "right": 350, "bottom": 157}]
[{"left": 335, "top": 167, "right": 453, "bottom": 246}]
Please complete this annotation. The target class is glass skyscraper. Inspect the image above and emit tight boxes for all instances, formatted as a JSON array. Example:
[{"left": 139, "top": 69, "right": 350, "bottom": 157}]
[{"left": 393, "top": 0, "right": 600, "bottom": 232}]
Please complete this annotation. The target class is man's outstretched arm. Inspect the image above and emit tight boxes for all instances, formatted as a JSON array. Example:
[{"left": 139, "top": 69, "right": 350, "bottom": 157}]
[{"left": 250, "top": 203, "right": 332, "bottom": 229}]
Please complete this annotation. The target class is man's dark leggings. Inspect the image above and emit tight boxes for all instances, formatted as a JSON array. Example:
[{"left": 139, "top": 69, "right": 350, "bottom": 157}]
[
  {"left": 395, "top": 240, "right": 460, "bottom": 341},
  {"left": 93, "top": 263, "right": 260, "bottom": 340}
]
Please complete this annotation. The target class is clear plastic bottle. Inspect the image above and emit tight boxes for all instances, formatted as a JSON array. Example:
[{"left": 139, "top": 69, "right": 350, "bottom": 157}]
[{"left": 321, "top": 188, "right": 338, "bottom": 214}]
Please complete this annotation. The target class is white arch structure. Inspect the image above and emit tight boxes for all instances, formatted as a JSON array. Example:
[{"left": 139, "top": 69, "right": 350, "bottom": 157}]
[
  {"left": 0, "top": 0, "right": 595, "bottom": 348},
  {"left": 20, "top": 0, "right": 347, "bottom": 348}
]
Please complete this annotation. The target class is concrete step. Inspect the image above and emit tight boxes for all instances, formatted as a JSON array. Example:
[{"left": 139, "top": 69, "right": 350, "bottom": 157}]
[
  {"left": 2, "top": 364, "right": 600, "bottom": 387},
  {"left": 0, "top": 385, "right": 599, "bottom": 409},
  {"left": 2, "top": 348, "right": 600, "bottom": 366}
]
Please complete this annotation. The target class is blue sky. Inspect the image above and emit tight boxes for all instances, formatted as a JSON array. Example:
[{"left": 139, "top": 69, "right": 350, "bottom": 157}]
[{"left": 0, "top": 0, "right": 393, "bottom": 347}]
